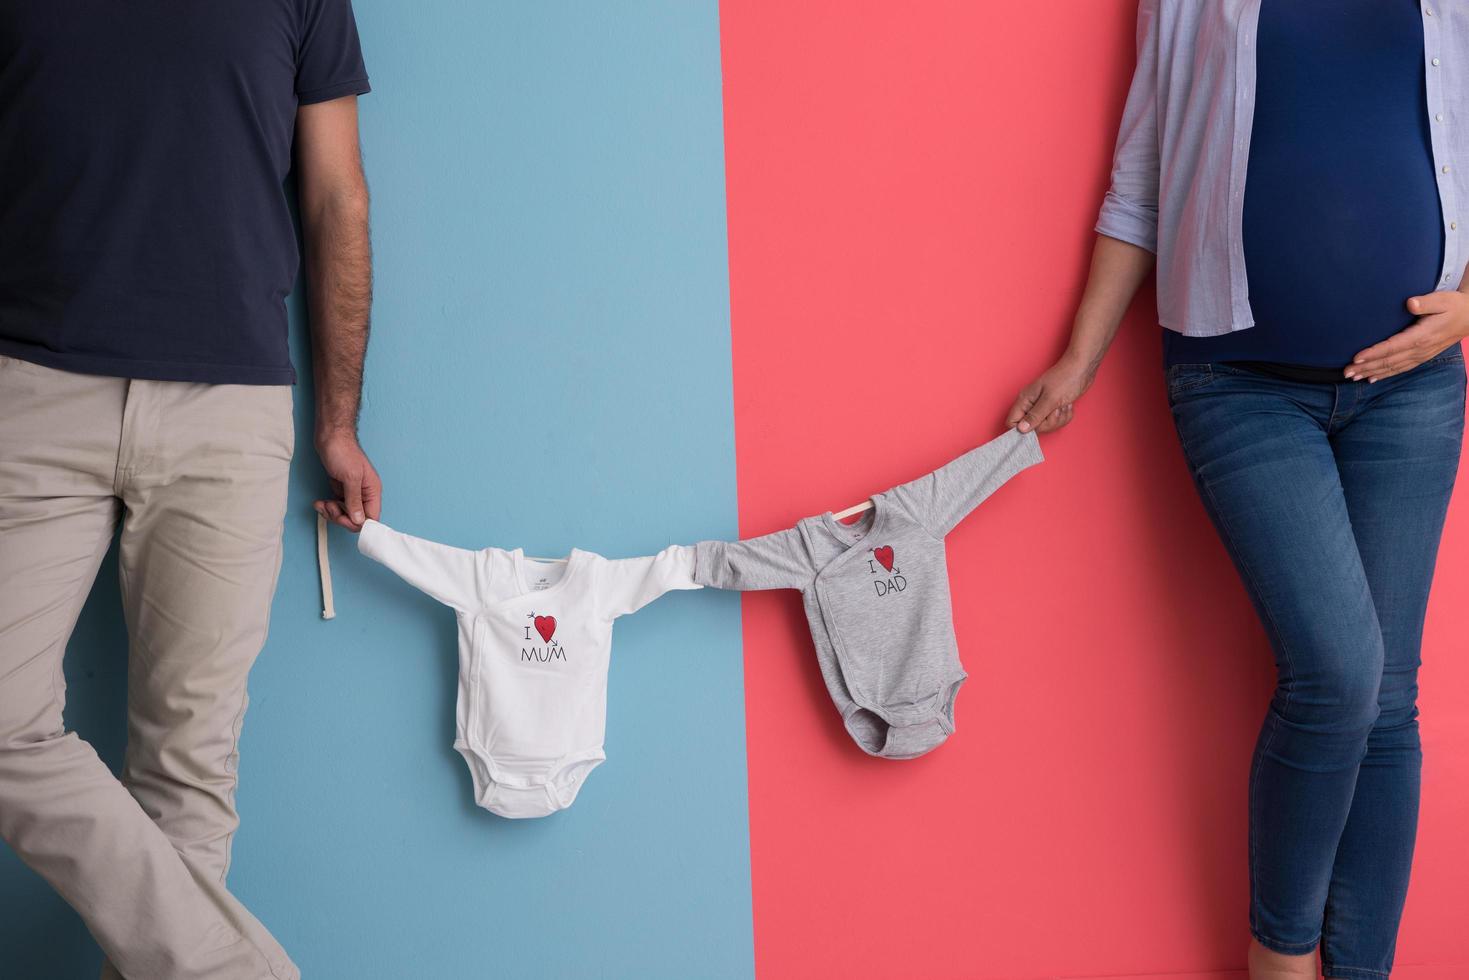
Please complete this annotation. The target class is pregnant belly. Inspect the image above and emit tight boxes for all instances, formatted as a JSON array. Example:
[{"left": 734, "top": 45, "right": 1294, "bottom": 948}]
[{"left": 1237, "top": 155, "right": 1445, "bottom": 366}]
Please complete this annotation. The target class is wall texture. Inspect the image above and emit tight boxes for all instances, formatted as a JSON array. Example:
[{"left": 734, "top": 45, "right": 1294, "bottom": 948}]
[
  {"left": 719, "top": 2, "right": 1469, "bottom": 978},
  {"left": 0, "top": 2, "right": 753, "bottom": 978},
  {"left": 3, "top": 3, "right": 1467, "bottom": 979}
]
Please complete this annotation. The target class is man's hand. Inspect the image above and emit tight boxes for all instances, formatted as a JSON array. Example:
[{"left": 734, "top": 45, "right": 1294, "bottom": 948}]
[
  {"left": 1006, "top": 351, "right": 1098, "bottom": 434},
  {"left": 1347, "top": 291, "right": 1469, "bottom": 382},
  {"left": 314, "top": 434, "right": 381, "bottom": 531}
]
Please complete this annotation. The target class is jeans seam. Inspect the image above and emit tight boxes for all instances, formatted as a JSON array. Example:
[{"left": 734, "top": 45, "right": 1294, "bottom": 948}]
[
  {"left": 1251, "top": 926, "right": 1322, "bottom": 956},
  {"left": 1321, "top": 966, "right": 1390, "bottom": 980},
  {"left": 1326, "top": 382, "right": 1341, "bottom": 433},
  {"left": 1173, "top": 409, "right": 1300, "bottom": 938},
  {"left": 1321, "top": 890, "right": 1337, "bottom": 969}
]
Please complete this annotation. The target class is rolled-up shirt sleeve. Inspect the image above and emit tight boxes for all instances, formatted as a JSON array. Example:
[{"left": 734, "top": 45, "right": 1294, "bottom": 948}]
[{"left": 1095, "top": 0, "right": 1161, "bottom": 253}]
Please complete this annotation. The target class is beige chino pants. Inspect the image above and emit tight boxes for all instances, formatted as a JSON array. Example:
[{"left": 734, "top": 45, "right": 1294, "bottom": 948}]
[{"left": 0, "top": 354, "right": 299, "bottom": 980}]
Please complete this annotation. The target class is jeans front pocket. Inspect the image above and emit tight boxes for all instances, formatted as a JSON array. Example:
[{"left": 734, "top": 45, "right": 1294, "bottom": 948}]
[
  {"left": 1166, "top": 363, "right": 1215, "bottom": 400},
  {"left": 1430, "top": 342, "right": 1465, "bottom": 366}
]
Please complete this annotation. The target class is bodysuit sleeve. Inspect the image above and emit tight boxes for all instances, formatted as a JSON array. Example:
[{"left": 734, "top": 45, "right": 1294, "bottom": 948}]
[
  {"left": 357, "top": 519, "right": 486, "bottom": 613},
  {"left": 693, "top": 528, "right": 812, "bottom": 592},
  {"left": 595, "top": 545, "right": 702, "bottom": 620},
  {"left": 886, "top": 427, "right": 1044, "bottom": 537}
]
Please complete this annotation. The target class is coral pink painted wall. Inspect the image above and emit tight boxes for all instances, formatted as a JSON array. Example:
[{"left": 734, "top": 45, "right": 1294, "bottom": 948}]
[{"left": 718, "top": 2, "right": 1469, "bottom": 976}]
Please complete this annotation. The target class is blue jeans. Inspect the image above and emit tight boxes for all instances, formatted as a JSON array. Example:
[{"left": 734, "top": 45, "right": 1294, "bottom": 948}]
[{"left": 1166, "top": 346, "right": 1465, "bottom": 978}]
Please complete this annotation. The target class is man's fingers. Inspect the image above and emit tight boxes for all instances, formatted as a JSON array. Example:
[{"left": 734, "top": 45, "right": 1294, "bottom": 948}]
[
  {"left": 362, "top": 467, "right": 383, "bottom": 521},
  {"left": 318, "top": 446, "right": 379, "bottom": 528},
  {"left": 343, "top": 470, "right": 366, "bottom": 526},
  {"left": 318, "top": 499, "right": 357, "bottom": 532}
]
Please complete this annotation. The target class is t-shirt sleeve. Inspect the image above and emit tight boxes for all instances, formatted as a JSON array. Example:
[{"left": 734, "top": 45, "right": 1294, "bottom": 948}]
[
  {"left": 886, "top": 427, "right": 1044, "bottom": 537},
  {"left": 595, "top": 546, "right": 701, "bottom": 620},
  {"left": 693, "top": 529, "right": 812, "bottom": 592},
  {"left": 357, "top": 519, "right": 484, "bottom": 612},
  {"left": 296, "top": 0, "right": 371, "bottom": 105}
]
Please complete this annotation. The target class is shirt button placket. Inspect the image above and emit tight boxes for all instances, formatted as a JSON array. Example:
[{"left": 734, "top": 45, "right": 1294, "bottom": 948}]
[{"left": 1424, "top": 9, "right": 1457, "bottom": 286}]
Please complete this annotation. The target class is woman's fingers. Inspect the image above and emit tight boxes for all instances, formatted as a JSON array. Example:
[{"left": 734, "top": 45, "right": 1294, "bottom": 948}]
[
  {"left": 1351, "top": 357, "right": 1405, "bottom": 382},
  {"left": 1038, "top": 402, "right": 1074, "bottom": 433},
  {"left": 1017, "top": 386, "right": 1067, "bottom": 433},
  {"left": 1356, "top": 353, "right": 1439, "bottom": 382},
  {"left": 1348, "top": 336, "right": 1409, "bottom": 376},
  {"left": 1406, "top": 291, "right": 1456, "bottom": 318},
  {"left": 1011, "top": 364, "right": 1088, "bottom": 433},
  {"left": 1006, "top": 382, "right": 1042, "bottom": 428},
  {"left": 1348, "top": 323, "right": 1439, "bottom": 381}
]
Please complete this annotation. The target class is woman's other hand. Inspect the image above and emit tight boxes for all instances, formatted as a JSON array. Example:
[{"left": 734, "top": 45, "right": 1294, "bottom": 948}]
[
  {"left": 1007, "top": 352, "right": 1098, "bottom": 434},
  {"left": 1346, "top": 290, "right": 1469, "bottom": 382},
  {"left": 1007, "top": 234, "right": 1156, "bottom": 434}
]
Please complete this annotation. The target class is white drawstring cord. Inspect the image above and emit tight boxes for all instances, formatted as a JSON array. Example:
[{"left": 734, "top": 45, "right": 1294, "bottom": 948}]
[{"left": 317, "top": 512, "right": 336, "bottom": 620}]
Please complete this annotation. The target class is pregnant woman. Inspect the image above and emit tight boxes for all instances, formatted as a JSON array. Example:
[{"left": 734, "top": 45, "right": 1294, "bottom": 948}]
[{"left": 1008, "top": 3, "right": 1467, "bottom": 977}]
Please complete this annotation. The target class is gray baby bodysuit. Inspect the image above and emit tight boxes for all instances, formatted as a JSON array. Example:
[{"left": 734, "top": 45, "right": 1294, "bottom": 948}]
[{"left": 694, "top": 427, "right": 1043, "bottom": 760}]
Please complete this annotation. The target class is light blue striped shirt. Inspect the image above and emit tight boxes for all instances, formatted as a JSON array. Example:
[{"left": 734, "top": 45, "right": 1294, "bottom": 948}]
[{"left": 1096, "top": 0, "right": 1469, "bottom": 337}]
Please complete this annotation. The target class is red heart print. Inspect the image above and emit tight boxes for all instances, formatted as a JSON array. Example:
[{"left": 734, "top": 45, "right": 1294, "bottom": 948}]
[
  {"left": 874, "top": 546, "right": 895, "bottom": 572},
  {"left": 534, "top": 615, "right": 557, "bottom": 644}
]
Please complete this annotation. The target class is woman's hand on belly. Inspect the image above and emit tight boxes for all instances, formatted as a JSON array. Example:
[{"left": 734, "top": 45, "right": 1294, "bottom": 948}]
[{"left": 1348, "top": 290, "right": 1469, "bottom": 382}]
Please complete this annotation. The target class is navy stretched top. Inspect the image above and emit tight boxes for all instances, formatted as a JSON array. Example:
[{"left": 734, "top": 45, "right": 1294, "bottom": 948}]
[{"left": 1165, "top": 0, "right": 1445, "bottom": 371}]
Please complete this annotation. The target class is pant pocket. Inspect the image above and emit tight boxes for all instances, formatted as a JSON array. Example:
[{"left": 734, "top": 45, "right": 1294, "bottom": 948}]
[{"left": 1166, "top": 363, "right": 1215, "bottom": 399}]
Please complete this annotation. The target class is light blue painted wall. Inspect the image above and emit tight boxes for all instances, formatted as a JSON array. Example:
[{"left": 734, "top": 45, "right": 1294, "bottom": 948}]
[{"left": 0, "top": 3, "right": 754, "bottom": 977}]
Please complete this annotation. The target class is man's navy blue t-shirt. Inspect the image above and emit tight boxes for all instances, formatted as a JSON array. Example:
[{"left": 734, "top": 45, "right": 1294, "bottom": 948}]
[{"left": 0, "top": 1, "right": 370, "bottom": 384}]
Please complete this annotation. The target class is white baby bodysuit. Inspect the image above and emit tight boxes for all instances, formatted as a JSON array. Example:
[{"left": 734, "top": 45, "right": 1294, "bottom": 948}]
[{"left": 357, "top": 519, "right": 701, "bottom": 819}]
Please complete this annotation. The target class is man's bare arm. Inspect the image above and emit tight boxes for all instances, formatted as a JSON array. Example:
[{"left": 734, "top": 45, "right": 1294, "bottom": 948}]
[{"left": 297, "top": 96, "right": 381, "bottom": 530}]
